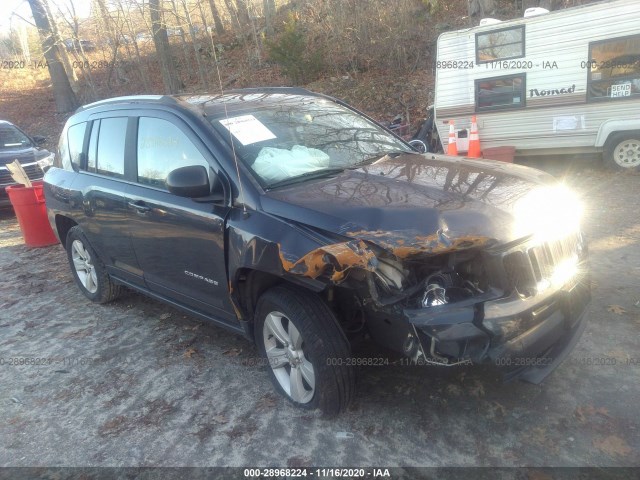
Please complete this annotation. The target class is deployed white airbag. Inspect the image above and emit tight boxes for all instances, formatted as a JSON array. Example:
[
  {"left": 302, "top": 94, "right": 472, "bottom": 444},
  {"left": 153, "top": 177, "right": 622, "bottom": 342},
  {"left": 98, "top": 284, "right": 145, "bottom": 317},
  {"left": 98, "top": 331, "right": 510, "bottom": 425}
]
[{"left": 253, "top": 145, "right": 330, "bottom": 183}]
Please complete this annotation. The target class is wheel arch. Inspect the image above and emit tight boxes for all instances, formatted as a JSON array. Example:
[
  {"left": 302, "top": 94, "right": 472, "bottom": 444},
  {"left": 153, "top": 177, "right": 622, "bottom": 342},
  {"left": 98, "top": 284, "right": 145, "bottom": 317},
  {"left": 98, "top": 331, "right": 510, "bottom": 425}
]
[
  {"left": 595, "top": 120, "right": 640, "bottom": 148},
  {"left": 55, "top": 215, "right": 78, "bottom": 248},
  {"left": 233, "top": 267, "right": 328, "bottom": 338}
]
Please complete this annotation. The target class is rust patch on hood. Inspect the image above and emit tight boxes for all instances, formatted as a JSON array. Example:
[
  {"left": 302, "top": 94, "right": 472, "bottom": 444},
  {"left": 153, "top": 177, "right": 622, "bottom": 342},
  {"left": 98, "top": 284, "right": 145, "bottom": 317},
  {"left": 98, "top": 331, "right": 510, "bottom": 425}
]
[
  {"left": 346, "top": 230, "right": 492, "bottom": 259},
  {"left": 279, "top": 240, "right": 377, "bottom": 282}
]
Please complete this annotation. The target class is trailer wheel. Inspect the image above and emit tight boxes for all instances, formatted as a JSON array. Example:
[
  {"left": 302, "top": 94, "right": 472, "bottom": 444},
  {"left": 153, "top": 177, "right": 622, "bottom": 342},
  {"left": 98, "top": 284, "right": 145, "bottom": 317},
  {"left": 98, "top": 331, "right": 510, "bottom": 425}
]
[{"left": 604, "top": 132, "right": 640, "bottom": 171}]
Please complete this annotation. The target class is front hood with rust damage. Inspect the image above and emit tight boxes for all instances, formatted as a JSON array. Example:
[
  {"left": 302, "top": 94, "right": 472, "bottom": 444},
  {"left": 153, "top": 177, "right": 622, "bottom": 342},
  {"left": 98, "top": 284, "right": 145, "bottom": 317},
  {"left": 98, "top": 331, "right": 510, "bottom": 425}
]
[{"left": 262, "top": 153, "right": 555, "bottom": 259}]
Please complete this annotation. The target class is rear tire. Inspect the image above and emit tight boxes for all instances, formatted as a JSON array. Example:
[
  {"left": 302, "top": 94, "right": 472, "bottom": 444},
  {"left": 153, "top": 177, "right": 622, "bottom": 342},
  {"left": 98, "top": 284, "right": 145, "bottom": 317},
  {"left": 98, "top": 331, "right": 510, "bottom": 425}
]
[
  {"left": 66, "top": 226, "right": 121, "bottom": 304},
  {"left": 254, "top": 285, "right": 354, "bottom": 416},
  {"left": 604, "top": 132, "right": 640, "bottom": 171}
]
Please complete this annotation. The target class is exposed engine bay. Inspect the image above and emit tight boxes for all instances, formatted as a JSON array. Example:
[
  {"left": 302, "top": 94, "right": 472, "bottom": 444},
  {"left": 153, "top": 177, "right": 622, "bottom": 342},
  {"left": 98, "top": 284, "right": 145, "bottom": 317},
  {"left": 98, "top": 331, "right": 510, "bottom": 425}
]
[{"left": 316, "top": 228, "right": 588, "bottom": 378}]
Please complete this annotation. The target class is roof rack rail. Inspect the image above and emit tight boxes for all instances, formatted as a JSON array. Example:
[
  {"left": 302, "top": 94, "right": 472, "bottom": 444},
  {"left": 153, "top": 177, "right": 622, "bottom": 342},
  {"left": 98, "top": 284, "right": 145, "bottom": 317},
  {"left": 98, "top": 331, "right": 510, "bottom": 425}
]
[
  {"left": 224, "top": 86, "right": 318, "bottom": 96},
  {"left": 76, "top": 95, "right": 180, "bottom": 112}
]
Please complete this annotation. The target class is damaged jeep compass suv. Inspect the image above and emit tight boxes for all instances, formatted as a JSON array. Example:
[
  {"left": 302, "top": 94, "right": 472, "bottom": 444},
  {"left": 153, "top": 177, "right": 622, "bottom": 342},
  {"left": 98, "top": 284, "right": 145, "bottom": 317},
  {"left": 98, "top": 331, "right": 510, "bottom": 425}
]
[{"left": 44, "top": 89, "right": 590, "bottom": 415}]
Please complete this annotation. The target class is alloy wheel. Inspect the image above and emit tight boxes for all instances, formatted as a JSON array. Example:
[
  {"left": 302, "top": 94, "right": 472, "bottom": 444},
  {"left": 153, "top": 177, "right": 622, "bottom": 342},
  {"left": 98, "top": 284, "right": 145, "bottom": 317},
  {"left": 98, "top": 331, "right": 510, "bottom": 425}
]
[
  {"left": 262, "top": 311, "right": 315, "bottom": 404},
  {"left": 71, "top": 239, "right": 98, "bottom": 294}
]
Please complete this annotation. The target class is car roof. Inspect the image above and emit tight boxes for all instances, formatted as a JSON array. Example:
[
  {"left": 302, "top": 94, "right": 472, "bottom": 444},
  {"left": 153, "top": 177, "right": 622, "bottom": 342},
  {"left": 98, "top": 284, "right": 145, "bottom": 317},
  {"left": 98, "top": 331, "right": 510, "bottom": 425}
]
[{"left": 74, "top": 88, "right": 334, "bottom": 116}]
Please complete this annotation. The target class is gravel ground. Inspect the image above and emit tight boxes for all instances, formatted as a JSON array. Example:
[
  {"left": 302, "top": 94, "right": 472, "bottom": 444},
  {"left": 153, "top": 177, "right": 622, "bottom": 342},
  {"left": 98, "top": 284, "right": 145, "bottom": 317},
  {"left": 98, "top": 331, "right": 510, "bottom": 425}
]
[{"left": 0, "top": 161, "right": 639, "bottom": 469}]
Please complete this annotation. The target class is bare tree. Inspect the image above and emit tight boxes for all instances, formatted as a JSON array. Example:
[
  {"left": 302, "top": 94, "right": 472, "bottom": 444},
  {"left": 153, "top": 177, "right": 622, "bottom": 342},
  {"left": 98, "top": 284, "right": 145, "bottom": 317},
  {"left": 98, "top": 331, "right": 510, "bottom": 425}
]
[
  {"left": 468, "top": 0, "right": 496, "bottom": 18},
  {"left": 115, "top": 0, "right": 150, "bottom": 90},
  {"left": 263, "top": 0, "right": 276, "bottom": 37},
  {"left": 180, "top": 0, "right": 208, "bottom": 90},
  {"left": 94, "top": 0, "right": 121, "bottom": 88},
  {"left": 208, "top": 0, "right": 225, "bottom": 35},
  {"left": 169, "top": 0, "right": 194, "bottom": 72},
  {"left": 41, "top": 0, "right": 78, "bottom": 91},
  {"left": 235, "top": 0, "right": 251, "bottom": 29},
  {"left": 223, "top": 0, "right": 242, "bottom": 33},
  {"left": 27, "top": 0, "right": 77, "bottom": 112},
  {"left": 150, "top": 0, "right": 180, "bottom": 93}
]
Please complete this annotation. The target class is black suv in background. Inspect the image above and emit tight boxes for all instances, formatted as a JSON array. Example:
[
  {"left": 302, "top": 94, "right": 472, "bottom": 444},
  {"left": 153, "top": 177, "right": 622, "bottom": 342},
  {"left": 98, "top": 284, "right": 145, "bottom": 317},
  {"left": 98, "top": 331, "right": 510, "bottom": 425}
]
[
  {"left": 44, "top": 89, "right": 590, "bottom": 414},
  {"left": 0, "top": 121, "right": 54, "bottom": 208}
]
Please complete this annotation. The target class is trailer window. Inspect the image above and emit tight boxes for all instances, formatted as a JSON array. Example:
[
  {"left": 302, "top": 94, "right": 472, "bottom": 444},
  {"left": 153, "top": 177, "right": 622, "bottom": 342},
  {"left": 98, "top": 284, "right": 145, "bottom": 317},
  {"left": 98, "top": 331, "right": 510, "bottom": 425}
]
[
  {"left": 475, "top": 74, "right": 525, "bottom": 111},
  {"left": 588, "top": 34, "right": 640, "bottom": 101},
  {"left": 476, "top": 26, "right": 525, "bottom": 64}
]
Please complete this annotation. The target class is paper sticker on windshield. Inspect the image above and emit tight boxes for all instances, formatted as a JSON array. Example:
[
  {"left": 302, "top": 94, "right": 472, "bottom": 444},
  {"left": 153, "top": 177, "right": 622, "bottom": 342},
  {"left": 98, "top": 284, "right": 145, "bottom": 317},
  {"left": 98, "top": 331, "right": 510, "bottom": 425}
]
[{"left": 219, "top": 115, "right": 276, "bottom": 145}]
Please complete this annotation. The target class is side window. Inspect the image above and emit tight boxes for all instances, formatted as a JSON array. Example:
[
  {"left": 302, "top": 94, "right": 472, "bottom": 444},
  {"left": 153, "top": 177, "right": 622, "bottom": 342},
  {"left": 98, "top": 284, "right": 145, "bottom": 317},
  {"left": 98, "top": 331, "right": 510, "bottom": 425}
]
[
  {"left": 137, "top": 117, "right": 210, "bottom": 189},
  {"left": 588, "top": 34, "right": 640, "bottom": 101},
  {"left": 476, "top": 26, "right": 525, "bottom": 64},
  {"left": 87, "top": 120, "right": 99, "bottom": 173},
  {"left": 96, "top": 117, "right": 127, "bottom": 178},
  {"left": 67, "top": 122, "right": 87, "bottom": 169},
  {"left": 475, "top": 74, "right": 525, "bottom": 111}
]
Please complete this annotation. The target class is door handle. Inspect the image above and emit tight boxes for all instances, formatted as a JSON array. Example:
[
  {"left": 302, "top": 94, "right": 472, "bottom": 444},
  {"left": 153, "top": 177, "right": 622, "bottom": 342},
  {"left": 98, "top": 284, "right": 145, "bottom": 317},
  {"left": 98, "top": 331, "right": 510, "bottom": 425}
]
[{"left": 128, "top": 201, "right": 151, "bottom": 213}]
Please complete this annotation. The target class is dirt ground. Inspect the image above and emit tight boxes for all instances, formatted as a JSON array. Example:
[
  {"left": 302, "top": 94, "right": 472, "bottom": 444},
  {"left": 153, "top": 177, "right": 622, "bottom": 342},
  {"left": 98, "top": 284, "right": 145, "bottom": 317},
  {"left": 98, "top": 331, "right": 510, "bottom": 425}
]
[{"left": 0, "top": 159, "right": 639, "bottom": 469}]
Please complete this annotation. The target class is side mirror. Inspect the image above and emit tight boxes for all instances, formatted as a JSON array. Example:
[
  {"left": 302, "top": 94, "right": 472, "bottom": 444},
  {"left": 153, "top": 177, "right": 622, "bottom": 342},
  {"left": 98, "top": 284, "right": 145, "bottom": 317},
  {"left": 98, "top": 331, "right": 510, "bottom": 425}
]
[
  {"left": 32, "top": 135, "right": 47, "bottom": 146},
  {"left": 167, "top": 165, "right": 211, "bottom": 198}
]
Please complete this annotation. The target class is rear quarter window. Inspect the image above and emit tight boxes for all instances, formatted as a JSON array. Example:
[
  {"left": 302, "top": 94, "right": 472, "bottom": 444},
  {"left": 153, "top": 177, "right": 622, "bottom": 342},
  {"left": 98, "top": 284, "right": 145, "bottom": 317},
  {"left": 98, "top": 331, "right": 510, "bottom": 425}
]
[{"left": 67, "top": 122, "right": 87, "bottom": 169}]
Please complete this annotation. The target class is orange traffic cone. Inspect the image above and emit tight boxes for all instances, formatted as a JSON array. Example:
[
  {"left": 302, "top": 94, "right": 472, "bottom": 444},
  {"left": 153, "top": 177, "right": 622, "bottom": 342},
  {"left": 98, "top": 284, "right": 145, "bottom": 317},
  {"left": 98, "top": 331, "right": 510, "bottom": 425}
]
[
  {"left": 446, "top": 121, "right": 458, "bottom": 156},
  {"left": 468, "top": 115, "right": 481, "bottom": 158}
]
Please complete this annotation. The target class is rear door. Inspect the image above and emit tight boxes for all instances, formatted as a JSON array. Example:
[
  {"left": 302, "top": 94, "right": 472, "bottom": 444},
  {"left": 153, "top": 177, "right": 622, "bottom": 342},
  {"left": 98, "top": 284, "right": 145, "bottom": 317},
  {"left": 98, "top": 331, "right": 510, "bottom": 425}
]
[
  {"left": 75, "top": 116, "right": 142, "bottom": 286},
  {"left": 124, "top": 112, "right": 236, "bottom": 323}
]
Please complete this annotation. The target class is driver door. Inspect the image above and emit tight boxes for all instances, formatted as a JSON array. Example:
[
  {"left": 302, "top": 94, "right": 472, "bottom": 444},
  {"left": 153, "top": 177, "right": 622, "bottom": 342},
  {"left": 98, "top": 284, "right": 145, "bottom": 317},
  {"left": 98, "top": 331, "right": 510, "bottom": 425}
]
[{"left": 125, "top": 113, "right": 236, "bottom": 324}]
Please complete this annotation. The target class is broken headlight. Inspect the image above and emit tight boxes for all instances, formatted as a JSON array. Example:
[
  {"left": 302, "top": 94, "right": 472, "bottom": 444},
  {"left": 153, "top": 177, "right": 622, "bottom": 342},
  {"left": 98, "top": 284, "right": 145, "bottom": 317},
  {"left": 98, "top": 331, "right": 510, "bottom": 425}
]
[{"left": 421, "top": 271, "right": 482, "bottom": 307}]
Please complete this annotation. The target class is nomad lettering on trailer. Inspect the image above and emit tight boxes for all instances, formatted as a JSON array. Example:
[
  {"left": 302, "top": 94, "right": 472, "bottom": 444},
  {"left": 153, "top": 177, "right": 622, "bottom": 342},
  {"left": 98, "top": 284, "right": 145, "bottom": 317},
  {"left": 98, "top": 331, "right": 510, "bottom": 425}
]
[
  {"left": 184, "top": 270, "right": 219, "bottom": 286},
  {"left": 530, "top": 84, "right": 576, "bottom": 97}
]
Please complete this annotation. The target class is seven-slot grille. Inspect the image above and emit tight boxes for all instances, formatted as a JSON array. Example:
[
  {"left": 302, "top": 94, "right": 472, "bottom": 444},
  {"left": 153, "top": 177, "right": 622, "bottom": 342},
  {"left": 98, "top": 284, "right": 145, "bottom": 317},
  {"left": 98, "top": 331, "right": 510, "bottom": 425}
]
[
  {"left": 503, "top": 232, "right": 582, "bottom": 296},
  {"left": 0, "top": 162, "right": 42, "bottom": 186}
]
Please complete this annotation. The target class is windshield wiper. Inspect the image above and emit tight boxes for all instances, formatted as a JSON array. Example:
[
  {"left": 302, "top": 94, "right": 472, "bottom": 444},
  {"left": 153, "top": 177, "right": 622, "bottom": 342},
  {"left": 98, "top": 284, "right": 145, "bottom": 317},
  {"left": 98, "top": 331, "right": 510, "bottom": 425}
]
[{"left": 265, "top": 168, "right": 346, "bottom": 190}]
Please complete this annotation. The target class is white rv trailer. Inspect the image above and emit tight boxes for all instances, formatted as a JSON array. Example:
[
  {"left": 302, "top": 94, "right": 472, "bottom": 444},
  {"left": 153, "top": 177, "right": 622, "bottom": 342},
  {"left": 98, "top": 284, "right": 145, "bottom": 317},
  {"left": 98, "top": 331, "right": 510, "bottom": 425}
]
[{"left": 433, "top": 0, "right": 640, "bottom": 169}]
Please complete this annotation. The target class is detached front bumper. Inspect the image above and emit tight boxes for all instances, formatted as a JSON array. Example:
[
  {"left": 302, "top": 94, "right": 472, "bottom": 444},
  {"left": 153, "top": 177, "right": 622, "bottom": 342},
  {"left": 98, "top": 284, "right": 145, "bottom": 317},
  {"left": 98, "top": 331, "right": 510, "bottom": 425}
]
[
  {"left": 369, "top": 232, "right": 591, "bottom": 384},
  {"left": 406, "top": 273, "right": 590, "bottom": 384}
]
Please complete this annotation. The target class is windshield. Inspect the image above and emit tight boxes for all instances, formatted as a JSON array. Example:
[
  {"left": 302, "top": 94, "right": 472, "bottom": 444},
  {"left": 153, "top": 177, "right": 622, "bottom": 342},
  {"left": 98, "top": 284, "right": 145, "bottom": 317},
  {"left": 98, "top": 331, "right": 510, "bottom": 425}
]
[
  {"left": 0, "top": 124, "right": 32, "bottom": 151},
  {"left": 209, "top": 99, "right": 412, "bottom": 188}
]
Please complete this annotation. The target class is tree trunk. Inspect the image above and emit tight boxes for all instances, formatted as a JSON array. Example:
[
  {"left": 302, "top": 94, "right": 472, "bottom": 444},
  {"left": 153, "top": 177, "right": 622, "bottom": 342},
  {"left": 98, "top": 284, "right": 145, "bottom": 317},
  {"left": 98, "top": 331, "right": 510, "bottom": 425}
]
[
  {"left": 263, "top": 0, "right": 276, "bottom": 37},
  {"left": 236, "top": 0, "right": 251, "bottom": 28},
  {"left": 27, "top": 0, "right": 77, "bottom": 113},
  {"left": 223, "top": 0, "right": 242, "bottom": 33},
  {"left": 180, "top": 0, "right": 208, "bottom": 90},
  {"left": 150, "top": 0, "right": 180, "bottom": 93},
  {"left": 468, "top": 0, "right": 496, "bottom": 17},
  {"left": 41, "top": 0, "right": 78, "bottom": 89},
  {"left": 208, "top": 0, "right": 225, "bottom": 35},
  {"left": 117, "top": 0, "right": 150, "bottom": 90}
]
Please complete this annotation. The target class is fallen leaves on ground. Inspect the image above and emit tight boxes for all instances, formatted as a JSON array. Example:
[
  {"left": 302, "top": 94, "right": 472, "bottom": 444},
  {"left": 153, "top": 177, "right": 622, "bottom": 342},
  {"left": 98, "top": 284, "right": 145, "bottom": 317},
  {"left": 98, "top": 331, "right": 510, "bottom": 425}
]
[
  {"left": 469, "top": 380, "right": 485, "bottom": 398},
  {"left": 527, "top": 470, "right": 554, "bottom": 480},
  {"left": 607, "top": 305, "right": 626, "bottom": 315},
  {"left": 212, "top": 414, "right": 228, "bottom": 424},
  {"left": 574, "top": 405, "right": 611, "bottom": 423},
  {"left": 255, "top": 394, "right": 278, "bottom": 411},
  {"left": 592, "top": 435, "right": 632, "bottom": 457},
  {"left": 222, "top": 347, "right": 242, "bottom": 356}
]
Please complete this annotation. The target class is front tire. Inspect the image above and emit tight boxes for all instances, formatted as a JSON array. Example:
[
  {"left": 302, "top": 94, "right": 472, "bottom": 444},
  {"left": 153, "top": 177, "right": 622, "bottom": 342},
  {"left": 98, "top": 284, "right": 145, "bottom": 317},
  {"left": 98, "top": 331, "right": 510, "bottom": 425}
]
[
  {"left": 604, "top": 132, "right": 640, "bottom": 171},
  {"left": 66, "top": 226, "right": 121, "bottom": 303},
  {"left": 254, "top": 285, "right": 354, "bottom": 416}
]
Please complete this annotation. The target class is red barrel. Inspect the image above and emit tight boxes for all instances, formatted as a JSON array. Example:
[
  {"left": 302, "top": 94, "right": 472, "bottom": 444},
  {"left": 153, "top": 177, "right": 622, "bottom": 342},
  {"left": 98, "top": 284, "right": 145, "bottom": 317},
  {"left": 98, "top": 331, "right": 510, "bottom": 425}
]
[{"left": 6, "top": 180, "right": 58, "bottom": 247}]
